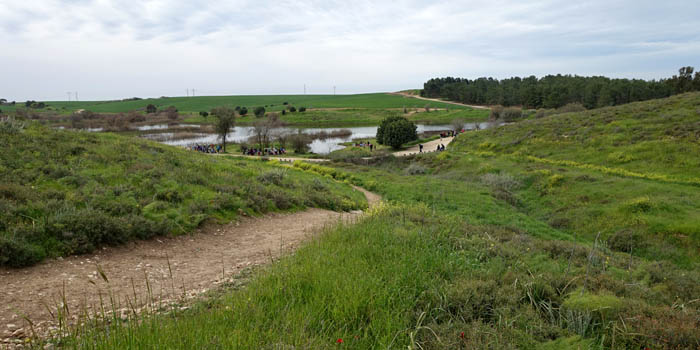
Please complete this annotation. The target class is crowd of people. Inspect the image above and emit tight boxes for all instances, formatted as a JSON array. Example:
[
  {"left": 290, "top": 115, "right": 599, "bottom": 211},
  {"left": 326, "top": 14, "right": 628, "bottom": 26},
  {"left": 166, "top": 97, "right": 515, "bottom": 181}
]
[
  {"left": 353, "top": 141, "right": 374, "bottom": 151},
  {"left": 241, "top": 146, "right": 287, "bottom": 156},
  {"left": 190, "top": 144, "right": 222, "bottom": 153}
]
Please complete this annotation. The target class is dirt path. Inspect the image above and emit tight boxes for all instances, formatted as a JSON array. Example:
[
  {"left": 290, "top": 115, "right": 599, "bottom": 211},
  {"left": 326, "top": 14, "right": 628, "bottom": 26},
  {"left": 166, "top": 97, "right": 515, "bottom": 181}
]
[
  {"left": 0, "top": 189, "right": 379, "bottom": 345},
  {"left": 390, "top": 92, "right": 490, "bottom": 110},
  {"left": 392, "top": 136, "right": 454, "bottom": 157}
]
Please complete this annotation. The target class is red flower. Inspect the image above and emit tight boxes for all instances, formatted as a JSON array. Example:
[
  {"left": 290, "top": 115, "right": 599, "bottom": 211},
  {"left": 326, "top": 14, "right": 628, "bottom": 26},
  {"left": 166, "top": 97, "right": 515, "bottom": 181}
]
[
  {"left": 336, "top": 338, "right": 343, "bottom": 344},
  {"left": 460, "top": 332, "right": 465, "bottom": 339}
]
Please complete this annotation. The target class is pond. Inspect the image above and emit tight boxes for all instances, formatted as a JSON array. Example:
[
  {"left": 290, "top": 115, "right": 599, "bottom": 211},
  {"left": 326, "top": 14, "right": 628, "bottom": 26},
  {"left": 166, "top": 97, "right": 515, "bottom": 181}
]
[{"left": 142, "top": 122, "right": 496, "bottom": 154}]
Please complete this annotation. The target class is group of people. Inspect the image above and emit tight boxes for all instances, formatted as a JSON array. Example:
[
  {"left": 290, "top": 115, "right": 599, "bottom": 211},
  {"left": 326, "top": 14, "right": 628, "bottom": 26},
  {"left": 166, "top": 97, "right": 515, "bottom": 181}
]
[
  {"left": 353, "top": 141, "right": 374, "bottom": 151},
  {"left": 417, "top": 143, "right": 446, "bottom": 153},
  {"left": 190, "top": 144, "right": 222, "bottom": 153},
  {"left": 241, "top": 146, "right": 287, "bottom": 156},
  {"left": 440, "top": 130, "right": 462, "bottom": 138}
]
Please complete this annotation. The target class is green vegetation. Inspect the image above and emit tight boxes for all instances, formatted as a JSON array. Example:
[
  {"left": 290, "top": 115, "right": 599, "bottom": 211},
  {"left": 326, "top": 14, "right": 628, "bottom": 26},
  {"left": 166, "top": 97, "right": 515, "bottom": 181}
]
[
  {"left": 0, "top": 123, "right": 366, "bottom": 267},
  {"left": 185, "top": 107, "right": 488, "bottom": 127},
  {"left": 11, "top": 93, "right": 700, "bottom": 349},
  {"left": 423, "top": 66, "right": 700, "bottom": 108},
  {"left": 0, "top": 93, "right": 468, "bottom": 115},
  {"left": 376, "top": 116, "right": 418, "bottom": 149}
]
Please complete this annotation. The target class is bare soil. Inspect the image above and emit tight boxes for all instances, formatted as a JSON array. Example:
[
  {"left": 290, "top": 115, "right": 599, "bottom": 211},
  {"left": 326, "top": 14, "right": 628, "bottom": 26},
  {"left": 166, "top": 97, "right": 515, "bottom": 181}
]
[{"left": 0, "top": 188, "right": 379, "bottom": 345}]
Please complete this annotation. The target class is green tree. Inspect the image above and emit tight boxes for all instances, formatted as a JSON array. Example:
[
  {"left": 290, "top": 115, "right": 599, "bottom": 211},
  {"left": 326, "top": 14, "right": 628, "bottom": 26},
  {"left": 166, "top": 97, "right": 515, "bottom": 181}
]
[
  {"left": 146, "top": 104, "right": 157, "bottom": 114},
  {"left": 239, "top": 107, "right": 248, "bottom": 116},
  {"left": 376, "top": 116, "right": 417, "bottom": 149},
  {"left": 254, "top": 106, "right": 266, "bottom": 118},
  {"left": 211, "top": 107, "right": 236, "bottom": 152},
  {"left": 199, "top": 111, "right": 209, "bottom": 119}
]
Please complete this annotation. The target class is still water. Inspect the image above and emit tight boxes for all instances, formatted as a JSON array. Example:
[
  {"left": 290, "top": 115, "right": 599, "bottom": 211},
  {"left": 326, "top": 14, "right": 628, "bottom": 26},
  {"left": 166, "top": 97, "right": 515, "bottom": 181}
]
[{"left": 143, "top": 122, "right": 494, "bottom": 154}]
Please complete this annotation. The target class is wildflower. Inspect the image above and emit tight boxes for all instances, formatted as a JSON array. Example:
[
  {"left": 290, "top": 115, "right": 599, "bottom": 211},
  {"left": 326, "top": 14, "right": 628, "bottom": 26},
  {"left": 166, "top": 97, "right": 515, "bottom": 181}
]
[
  {"left": 336, "top": 338, "right": 344, "bottom": 344},
  {"left": 460, "top": 332, "right": 465, "bottom": 339}
]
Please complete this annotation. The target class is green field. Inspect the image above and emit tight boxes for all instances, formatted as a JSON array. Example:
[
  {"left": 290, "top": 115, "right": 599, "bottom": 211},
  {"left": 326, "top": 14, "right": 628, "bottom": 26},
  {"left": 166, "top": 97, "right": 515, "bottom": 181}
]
[
  {"left": 6, "top": 93, "right": 700, "bottom": 349},
  {"left": 1, "top": 93, "right": 466, "bottom": 115},
  {"left": 0, "top": 123, "right": 366, "bottom": 267}
]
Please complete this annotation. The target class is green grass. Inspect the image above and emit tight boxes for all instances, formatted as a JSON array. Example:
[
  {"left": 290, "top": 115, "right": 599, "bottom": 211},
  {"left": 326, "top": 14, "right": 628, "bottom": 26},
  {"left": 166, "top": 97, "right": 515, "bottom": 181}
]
[
  {"left": 0, "top": 123, "right": 366, "bottom": 267},
  {"left": 1, "top": 93, "right": 468, "bottom": 115},
  {"left": 9, "top": 93, "right": 700, "bottom": 349}
]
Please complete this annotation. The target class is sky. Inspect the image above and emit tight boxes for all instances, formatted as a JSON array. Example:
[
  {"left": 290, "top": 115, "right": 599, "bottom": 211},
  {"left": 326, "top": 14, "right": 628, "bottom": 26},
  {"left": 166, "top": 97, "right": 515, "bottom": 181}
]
[{"left": 1, "top": 0, "right": 699, "bottom": 101}]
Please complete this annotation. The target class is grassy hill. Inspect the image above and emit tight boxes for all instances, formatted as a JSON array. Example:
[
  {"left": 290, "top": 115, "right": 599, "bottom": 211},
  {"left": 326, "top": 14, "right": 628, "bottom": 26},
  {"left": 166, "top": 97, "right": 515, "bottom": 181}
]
[
  {"left": 0, "top": 121, "right": 366, "bottom": 267},
  {"left": 1, "top": 93, "right": 466, "bottom": 115},
  {"left": 19, "top": 94, "right": 700, "bottom": 349}
]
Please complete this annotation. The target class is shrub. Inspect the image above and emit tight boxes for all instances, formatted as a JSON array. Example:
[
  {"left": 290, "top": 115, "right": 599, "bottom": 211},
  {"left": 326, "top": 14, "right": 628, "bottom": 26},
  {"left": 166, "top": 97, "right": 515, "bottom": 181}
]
[
  {"left": 299, "top": 106, "right": 306, "bottom": 112},
  {"left": 199, "top": 111, "right": 209, "bottom": 118},
  {"left": 0, "top": 237, "right": 46, "bottom": 268},
  {"left": 405, "top": 163, "right": 427, "bottom": 175},
  {"left": 376, "top": 116, "right": 417, "bottom": 149},
  {"left": 239, "top": 107, "right": 248, "bottom": 116},
  {"left": 257, "top": 169, "right": 287, "bottom": 185},
  {"left": 289, "top": 106, "right": 297, "bottom": 112},
  {"left": 479, "top": 172, "right": 521, "bottom": 192},
  {"left": 289, "top": 132, "right": 311, "bottom": 153},
  {"left": 557, "top": 103, "right": 586, "bottom": 114},
  {"left": 165, "top": 106, "right": 178, "bottom": 120},
  {"left": 145, "top": 104, "right": 157, "bottom": 114},
  {"left": 0, "top": 117, "right": 26, "bottom": 134},
  {"left": 502, "top": 107, "right": 523, "bottom": 122},
  {"left": 490, "top": 105, "right": 504, "bottom": 120},
  {"left": 253, "top": 106, "right": 265, "bottom": 118}
]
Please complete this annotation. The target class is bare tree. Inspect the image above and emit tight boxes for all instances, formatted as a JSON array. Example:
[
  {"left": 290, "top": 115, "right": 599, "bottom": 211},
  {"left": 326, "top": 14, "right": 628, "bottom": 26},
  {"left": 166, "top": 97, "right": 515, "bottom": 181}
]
[
  {"left": 451, "top": 118, "right": 465, "bottom": 132},
  {"left": 251, "top": 112, "right": 281, "bottom": 149},
  {"left": 211, "top": 107, "right": 236, "bottom": 152}
]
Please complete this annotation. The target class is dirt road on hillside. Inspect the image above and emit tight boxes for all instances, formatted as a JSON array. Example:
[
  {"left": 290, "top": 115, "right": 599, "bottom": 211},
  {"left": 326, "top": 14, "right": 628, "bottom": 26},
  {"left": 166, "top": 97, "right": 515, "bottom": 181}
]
[
  {"left": 390, "top": 92, "right": 490, "bottom": 110},
  {"left": 0, "top": 188, "right": 380, "bottom": 346}
]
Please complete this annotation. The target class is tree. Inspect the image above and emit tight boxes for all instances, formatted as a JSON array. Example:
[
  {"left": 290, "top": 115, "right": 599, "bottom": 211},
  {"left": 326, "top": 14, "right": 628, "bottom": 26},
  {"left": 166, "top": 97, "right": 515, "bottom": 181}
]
[
  {"left": 165, "top": 106, "right": 178, "bottom": 120},
  {"left": 199, "top": 111, "right": 209, "bottom": 119},
  {"left": 211, "top": 107, "right": 236, "bottom": 152},
  {"left": 251, "top": 113, "right": 281, "bottom": 149},
  {"left": 239, "top": 107, "right": 248, "bottom": 116},
  {"left": 254, "top": 106, "right": 266, "bottom": 118},
  {"left": 146, "top": 104, "right": 157, "bottom": 114},
  {"left": 289, "top": 129, "right": 311, "bottom": 153},
  {"left": 299, "top": 106, "right": 306, "bottom": 112},
  {"left": 0, "top": 98, "right": 6, "bottom": 105},
  {"left": 451, "top": 118, "right": 465, "bottom": 132},
  {"left": 289, "top": 106, "right": 297, "bottom": 112},
  {"left": 376, "top": 116, "right": 417, "bottom": 149},
  {"left": 281, "top": 109, "right": 286, "bottom": 115}
]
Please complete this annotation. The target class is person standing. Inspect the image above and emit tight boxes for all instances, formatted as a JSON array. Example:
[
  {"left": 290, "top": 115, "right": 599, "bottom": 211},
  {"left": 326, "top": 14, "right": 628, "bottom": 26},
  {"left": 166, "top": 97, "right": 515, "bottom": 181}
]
[{"left": 419, "top": 144, "right": 423, "bottom": 153}]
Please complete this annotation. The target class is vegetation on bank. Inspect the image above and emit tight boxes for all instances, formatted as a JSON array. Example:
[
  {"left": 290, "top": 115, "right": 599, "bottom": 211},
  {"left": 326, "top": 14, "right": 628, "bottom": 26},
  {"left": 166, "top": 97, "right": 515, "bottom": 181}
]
[
  {"left": 423, "top": 66, "right": 700, "bottom": 109},
  {"left": 0, "top": 123, "right": 366, "bottom": 267},
  {"left": 186, "top": 107, "right": 488, "bottom": 127}
]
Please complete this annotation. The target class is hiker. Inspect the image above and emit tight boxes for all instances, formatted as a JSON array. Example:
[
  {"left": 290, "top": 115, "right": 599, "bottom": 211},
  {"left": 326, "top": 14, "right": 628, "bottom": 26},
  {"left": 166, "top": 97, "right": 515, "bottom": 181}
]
[
  {"left": 369, "top": 143, "right": 373, "bottom": 151},
  {"left": 419, "top": 144, "right": 423, "bottom": 153}
]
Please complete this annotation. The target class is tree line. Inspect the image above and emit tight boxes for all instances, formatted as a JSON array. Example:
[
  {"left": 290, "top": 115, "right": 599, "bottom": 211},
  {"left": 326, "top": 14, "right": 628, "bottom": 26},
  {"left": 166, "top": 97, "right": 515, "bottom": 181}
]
[{"left": 422, "top": 66, "right": 700, "bottom": 109}]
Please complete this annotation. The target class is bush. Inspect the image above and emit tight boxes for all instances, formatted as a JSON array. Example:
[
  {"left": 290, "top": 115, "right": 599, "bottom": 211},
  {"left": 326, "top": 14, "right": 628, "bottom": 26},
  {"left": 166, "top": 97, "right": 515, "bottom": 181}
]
[
  {"left": 289, "top": 132, "right": 311, "bottom": 153},
  {"left": 199, "top": 111, "right": 209, "bottom": 118},
  {"left": 239, "top": 107, "right": 248, "bottom": 116},
  {"left": 257, "top": 169, "right": 287, "bottom": 186},
  {"left": 289, "top": 106, "right": 297, "bottom": 112},
  {"left": 480, "top": 172, "right": 521, "bottom": 192},
  {"left": 165, "top": 106, "right": 178, "bottom": 120},
  {"left": 490, "top": 105, "right": 504, "bottom": 120},
  {"left": 254, "top": 106, "right": 266, "bottom": 118},
  {"left": 405, "top": 163, "right": 427, "bottom": 175},
  {"left": 145, "top": 104, "right": 157, "bottom": 114},
  {"left": 299, "top": 106, "right": 306, "bottom": 112},
  {"left": 502, "top": 107, "right": 523, "bottom": 122},
  {"left": 0, "top": 237, "right": 46, "bottom": 268},
  {"left": 376, "top": 116, "right": 417, "bottom": 148}
]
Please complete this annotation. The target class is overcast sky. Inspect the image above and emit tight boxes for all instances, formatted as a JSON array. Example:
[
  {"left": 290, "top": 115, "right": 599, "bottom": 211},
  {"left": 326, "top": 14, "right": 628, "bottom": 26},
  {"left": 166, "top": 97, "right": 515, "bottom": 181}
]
[{"left": 1, "top": 0, "right": 699, "bottom": 101}]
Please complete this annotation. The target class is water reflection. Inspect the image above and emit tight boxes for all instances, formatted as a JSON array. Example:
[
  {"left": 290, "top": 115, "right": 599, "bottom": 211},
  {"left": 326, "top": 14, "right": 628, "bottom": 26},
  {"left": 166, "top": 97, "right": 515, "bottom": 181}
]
[{"left": 144, "top": 122, "right": 495, "bottom": 154}]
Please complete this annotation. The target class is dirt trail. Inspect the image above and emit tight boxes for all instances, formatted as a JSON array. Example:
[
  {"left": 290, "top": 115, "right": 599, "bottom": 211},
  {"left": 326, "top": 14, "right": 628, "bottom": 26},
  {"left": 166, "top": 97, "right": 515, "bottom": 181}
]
[
  {"left": 392, "top": 136, "right": 454, "bottom": 157},
  {"left": 0, "top": 188, "right": 379, "bottom": 345},
  {"left": 390, "top": 92, "right": 490, "bottom": 110}
]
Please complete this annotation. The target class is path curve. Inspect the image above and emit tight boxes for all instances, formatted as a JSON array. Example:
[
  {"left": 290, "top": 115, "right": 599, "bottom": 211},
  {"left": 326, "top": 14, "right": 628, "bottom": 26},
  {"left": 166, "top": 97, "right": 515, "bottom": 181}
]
[
  {"left": 390, "top": 92, "right": 490, "bottom": 110},
  {"left": 0, "top": 189, "right": 380, "bottom": 345}
]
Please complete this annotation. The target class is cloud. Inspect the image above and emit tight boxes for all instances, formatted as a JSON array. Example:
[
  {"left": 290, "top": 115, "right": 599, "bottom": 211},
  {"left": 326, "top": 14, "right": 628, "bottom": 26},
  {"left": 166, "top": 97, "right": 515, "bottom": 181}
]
[{"left": 0, "top": 0, "right": 699, "bottom": 100}]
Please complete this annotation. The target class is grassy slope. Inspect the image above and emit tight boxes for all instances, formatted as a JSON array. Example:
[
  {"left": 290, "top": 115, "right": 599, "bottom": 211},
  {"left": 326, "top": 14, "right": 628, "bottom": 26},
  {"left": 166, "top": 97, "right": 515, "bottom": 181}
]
[
  {"left": 0, "top": 124, "right": 366, "bottom": 267},
  {"left": 2, "top": 93, "right": 466, "bottom": 114},
  {"left": 35, "top": 95, "right": 700, "bottom": 349}
]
